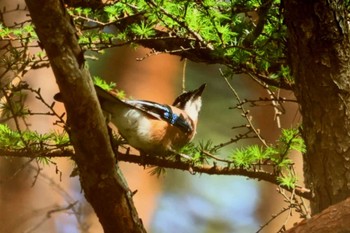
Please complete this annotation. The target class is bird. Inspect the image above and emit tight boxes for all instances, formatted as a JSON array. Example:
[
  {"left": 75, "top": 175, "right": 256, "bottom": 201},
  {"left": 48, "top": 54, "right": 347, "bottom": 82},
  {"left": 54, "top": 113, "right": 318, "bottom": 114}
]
[{"left": 55, "top": 83, "right": 206, "bottom": 156}]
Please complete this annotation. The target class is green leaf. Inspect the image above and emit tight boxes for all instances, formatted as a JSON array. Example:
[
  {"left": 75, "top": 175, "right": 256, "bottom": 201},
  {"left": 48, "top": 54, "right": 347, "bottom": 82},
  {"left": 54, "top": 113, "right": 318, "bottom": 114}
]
[
  {"left": 130, "top": 21, "right": 156, "bottom": 38},
  {"left": 277, "top": 173, "right": 297, "bottom": 189},
  {"left": 0, "top": 124, "right": 23, "bottom": 149},
  {"left": 93, "top": 77, "right": 125, "bottom": 99},
  {"left": 52, "top": 131, "right": 70, "bottom": 145},
  {"left": 231, "top": 147, "right": 255, "bottom": 168},
  {"left": 93, "top": 76, "right": 116, "bottom": 90},
  {"left": 280, "top": 128, "right": 306, "bottom": 153}
]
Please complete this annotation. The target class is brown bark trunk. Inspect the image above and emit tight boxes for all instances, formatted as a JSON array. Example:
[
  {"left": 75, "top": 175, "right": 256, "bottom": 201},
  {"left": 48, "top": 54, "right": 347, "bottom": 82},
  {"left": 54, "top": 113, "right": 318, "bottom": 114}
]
[
  {"left": 24, "top": 0, "right": 146, "bottom": 232},
  {"left": 284, "top": 0, "right": 350, "bottom": 214},
  {"left": 285, "top": 196, "right": 350, "bottom": 233}
]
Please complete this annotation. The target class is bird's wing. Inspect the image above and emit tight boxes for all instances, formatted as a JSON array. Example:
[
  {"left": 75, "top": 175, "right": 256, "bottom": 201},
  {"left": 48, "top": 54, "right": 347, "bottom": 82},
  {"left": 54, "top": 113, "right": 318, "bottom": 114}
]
[
  {"left": 94, "top": 86, "right": 160, "bottom": 119},
  {"left": 95, "top": 86, "right": 192, "bottom": 133},
  {"left": 126, "top": 100, "right": 193, "bottom": 133},
  {"left": 54, "top": 86, "right": 193, "bottom": 133}
]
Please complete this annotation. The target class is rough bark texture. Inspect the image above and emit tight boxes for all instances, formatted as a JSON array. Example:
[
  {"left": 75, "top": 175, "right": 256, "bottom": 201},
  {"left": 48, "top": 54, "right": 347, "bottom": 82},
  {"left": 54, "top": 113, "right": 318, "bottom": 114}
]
[
  {"left": 24, "top": 0, "right": 146, "bottom": 232},
  {"left": 285, "top": 196, "right": 350, "bottom": 233},
  {"left": 284, "top": 0, "right": 350, "bottom": 214}
]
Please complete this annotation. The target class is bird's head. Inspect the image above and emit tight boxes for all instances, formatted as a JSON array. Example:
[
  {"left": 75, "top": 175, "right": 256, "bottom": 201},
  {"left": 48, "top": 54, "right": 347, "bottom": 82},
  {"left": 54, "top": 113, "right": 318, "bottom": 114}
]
[{"left": 172, "top": 84, "right": 206, "bottom": 121}]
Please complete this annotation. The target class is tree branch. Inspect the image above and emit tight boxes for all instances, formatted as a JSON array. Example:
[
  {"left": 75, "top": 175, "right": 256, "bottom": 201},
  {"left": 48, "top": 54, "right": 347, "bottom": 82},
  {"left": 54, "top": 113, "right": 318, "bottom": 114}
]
[
  {"left": 117, "top": 153, "right": 311, "bottom": 200},
  {"left": 242, "top": 0, "right": 274, "bottom": 47},
  {"left": 0, "top": 147, "right": 311, "bottom": 200},
  {"left": 24, "top": 0, "right": 145, "bottom": 232}
]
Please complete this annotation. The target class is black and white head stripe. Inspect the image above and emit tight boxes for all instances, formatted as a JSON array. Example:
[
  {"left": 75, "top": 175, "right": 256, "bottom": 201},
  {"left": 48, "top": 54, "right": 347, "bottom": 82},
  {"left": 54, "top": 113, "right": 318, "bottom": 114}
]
[{"left": 172, "top": 84, "right": 206, "bottom": 109}]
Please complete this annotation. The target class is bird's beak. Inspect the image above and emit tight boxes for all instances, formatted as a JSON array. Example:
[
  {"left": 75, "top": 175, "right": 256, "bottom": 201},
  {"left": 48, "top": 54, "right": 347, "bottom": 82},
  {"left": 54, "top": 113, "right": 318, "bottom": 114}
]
[{"left": 193, "top": 83, "right": 206, "bottom": 97}]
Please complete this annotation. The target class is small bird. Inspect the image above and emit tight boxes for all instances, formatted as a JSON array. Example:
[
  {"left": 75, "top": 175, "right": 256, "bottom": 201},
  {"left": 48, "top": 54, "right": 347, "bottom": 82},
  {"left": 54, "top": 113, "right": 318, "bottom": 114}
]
[{"left": 55, "top": 84, "right": 206, "bottom": 156}]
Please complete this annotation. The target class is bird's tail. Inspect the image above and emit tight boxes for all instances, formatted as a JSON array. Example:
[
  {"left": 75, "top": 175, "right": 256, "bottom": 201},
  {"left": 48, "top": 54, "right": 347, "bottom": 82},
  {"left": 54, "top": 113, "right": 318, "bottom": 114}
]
[
  {"left": 54, "top": 85, "right": 124, "bottom": 105},
  {"left": 94, "top": 85, "right": 125, "bottom": 105}
]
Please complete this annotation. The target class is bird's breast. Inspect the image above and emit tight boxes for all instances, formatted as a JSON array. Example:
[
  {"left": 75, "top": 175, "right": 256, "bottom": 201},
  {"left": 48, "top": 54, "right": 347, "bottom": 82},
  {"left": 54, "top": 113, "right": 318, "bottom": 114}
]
[{"left": 110, "top": 108, "right": 194, "bottom": 154}]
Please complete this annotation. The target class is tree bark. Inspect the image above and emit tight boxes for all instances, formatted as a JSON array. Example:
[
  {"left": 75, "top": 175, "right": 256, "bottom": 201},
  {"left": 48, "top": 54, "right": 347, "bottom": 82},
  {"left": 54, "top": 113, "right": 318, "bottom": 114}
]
[
  {"left": 24, "top": 0, "right": 146, "bottom": 232},
  {"left": 285, "top": 196, "right": 350, "bottom": 233},
  {"left": 284, "top": 0, "right": 350, "bottom": 214}
]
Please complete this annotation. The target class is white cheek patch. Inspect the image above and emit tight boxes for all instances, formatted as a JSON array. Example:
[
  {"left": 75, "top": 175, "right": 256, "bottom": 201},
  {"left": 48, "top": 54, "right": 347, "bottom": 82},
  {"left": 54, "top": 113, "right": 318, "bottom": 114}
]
[{"left": 184, "top": 98, "right": 202, "bottom": 121}]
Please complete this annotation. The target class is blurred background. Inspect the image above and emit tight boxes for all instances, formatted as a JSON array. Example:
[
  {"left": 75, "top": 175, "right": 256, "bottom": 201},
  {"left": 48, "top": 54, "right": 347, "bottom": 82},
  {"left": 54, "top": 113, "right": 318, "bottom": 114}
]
[{"left": 0, "top": 1, "right": 304, "bottom": 232}]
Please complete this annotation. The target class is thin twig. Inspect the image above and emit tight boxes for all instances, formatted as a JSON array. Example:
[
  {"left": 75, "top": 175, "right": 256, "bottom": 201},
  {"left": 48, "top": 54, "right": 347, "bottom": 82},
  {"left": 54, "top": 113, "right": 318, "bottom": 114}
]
[
  {"left": 256, "top": 206, "right": 290, "bottom": 233},
  {"left": 212, "top": 129, "right": 256, "bottom": 150},
  {"left": 182, "top": 58, "right": 187, "bottom": 92},
  {"left": 0, "top": 158, "right": 35, "bottom": 184},
  {"left": 247, "top": 73, "right": 288, "bottom": 128},
  {"left": 220, "top": 69, "right": 268, "bottom": 147},
  {"left": 201, "top": 150, "right": 232, "bottom": 163}
]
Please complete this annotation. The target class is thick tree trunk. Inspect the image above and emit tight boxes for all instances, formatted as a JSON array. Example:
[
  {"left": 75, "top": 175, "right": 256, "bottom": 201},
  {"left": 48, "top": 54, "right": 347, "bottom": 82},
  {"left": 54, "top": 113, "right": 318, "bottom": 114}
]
[
  {"left": 284, "top": 0, "right": 350, "bottom": 214},
  {"left": 25, "top": 0, "right": 146, "bottom": 232}
]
